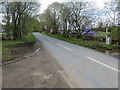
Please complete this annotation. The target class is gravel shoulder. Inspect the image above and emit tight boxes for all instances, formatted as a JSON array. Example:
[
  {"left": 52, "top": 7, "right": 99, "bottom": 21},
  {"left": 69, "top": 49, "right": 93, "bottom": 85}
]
[{"left": 2, "top": 41, "right": 69, "bottom": 88}]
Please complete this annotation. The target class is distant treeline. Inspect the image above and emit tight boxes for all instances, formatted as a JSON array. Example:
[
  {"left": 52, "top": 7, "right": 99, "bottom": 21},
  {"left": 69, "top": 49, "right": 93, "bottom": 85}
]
[{"left": 38, "top": 2, "right": 118, "bottom": 37}]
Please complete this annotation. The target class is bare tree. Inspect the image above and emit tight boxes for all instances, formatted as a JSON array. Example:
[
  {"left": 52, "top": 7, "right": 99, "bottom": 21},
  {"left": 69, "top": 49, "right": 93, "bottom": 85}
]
[
  {"left": 2, "top": 2, "right": 40, "bottom": 40},
  {"left": 104, "top": 1, "right": 118, "bottom": 25}
]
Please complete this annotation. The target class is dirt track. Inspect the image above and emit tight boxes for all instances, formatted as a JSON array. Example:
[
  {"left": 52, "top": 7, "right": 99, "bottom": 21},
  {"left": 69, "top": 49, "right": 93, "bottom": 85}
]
[{"left": 2, "top": 42, "right": 69, "bottom": 88}]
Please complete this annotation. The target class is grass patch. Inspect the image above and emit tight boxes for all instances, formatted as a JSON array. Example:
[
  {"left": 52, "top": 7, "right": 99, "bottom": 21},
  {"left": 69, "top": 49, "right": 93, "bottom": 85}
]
[
  {"left": 2, "top": 46, "right": 13, "bottom": 62},
  {"left": 2, "top": 34, "right": 36, "bottom": 47},
  {"left": 2, "top": 33, "right": 37, "bottom": 62}
]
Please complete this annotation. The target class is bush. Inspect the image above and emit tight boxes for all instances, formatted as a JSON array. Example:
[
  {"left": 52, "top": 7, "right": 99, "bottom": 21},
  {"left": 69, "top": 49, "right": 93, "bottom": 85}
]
[
  {"left": 104, "top": 44, "right": 119, "bottom": 50},
  {"left": 90, "top": 41, "right": 102, "bottom": 49},
  {"left": 110, "top": 27, "right": 119, "bottom": 41},
  {"left": 108, "top": 26, "right": 118, "bottom": 32}
]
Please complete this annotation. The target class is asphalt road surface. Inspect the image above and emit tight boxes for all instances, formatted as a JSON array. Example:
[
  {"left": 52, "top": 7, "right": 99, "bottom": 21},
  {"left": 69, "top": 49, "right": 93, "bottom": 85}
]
[
  {"left": 3, "top": 44, "right": 69, "bottom": 88},
  {"left": 33, "top": 32, "right": 119, "bottom": 88}
]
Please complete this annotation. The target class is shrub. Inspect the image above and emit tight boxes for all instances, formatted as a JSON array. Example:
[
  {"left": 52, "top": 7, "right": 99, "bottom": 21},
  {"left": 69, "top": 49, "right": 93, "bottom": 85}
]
[
  {"left": 90, "top": 41, "right": 102, "bottom": 49},
  {"left": 110, "top": 27, "right": 119, "bottom": 41}
]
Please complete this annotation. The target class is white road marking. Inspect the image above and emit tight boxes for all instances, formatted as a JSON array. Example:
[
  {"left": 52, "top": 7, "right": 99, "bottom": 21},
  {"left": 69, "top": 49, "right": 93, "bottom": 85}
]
[
  {"left": 87, "top": 57, "right": 119, "bottom": 72},
  {"left": 57, "top": 43, "right": 72, "bottom": 51},
  {"left": 35, "top": 48, "right": 41, "bottom": 52}
]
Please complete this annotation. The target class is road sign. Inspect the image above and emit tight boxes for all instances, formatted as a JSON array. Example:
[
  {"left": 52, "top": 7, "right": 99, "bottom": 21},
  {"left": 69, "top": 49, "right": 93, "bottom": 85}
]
[{"left": 106, "top": 23, "right": 108, "bottom": 28}]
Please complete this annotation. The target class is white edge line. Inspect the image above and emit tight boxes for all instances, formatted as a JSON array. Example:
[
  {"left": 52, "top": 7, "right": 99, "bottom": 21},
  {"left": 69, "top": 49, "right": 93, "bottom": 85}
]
[
  {"left": 87, "top": 57, "right": 119, "bottom": 72},
  {"left": 35, "top": 48, "right": 41, "bottom": 52},
  {"left": 57, "top": 43, "right": 72, "bottom": 51}
]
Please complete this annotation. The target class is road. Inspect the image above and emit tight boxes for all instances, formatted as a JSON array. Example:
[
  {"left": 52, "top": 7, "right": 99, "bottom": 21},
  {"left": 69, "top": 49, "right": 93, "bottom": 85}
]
[
  {"left": 3, "top": 43, "right": 69, "bottom": 88},
  {"left": 33, "top": 32, "right": 119, "bottom": 88}
]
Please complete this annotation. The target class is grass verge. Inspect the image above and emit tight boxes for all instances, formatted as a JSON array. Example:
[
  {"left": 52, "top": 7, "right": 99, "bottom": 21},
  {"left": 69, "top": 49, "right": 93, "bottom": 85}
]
[
  {"left": 41, "top": 32, "right": 119, "bottom": 51},
  {"left": 2, "top": 33, "right": 37, "bottom": 62}
]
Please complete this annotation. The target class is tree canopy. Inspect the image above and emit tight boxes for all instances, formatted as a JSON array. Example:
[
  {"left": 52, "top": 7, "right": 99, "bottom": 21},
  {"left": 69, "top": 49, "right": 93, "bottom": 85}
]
[{"left": 2, "top": 2, "right": 41, "bottom": 40}]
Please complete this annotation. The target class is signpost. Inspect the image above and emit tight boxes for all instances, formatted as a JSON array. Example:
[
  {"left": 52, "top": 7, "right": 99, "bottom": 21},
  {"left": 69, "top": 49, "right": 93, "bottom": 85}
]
[
  {"left": 106, "top": 23, "right": 112, "bottom": 45},
  {"left": 106, "top": 23, "right": 108, "bottom": 44}
]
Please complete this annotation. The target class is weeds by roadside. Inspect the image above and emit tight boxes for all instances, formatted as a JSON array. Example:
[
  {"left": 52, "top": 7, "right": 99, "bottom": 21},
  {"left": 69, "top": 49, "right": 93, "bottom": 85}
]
[
  {"left": 41, "top": 32, "right": 119, "bottom": 52},
  {"left": 2, "top": 33, "right": 37, "bottom": 62}
]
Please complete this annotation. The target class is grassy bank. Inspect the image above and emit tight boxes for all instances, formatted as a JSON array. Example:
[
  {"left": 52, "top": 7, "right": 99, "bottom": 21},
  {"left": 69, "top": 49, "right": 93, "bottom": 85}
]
[
  {"left": 2, "top": 33, "right": 37, "bottom": 62},
  {"left": 41, "top": 32, "right": 119, "bottom": 51}
]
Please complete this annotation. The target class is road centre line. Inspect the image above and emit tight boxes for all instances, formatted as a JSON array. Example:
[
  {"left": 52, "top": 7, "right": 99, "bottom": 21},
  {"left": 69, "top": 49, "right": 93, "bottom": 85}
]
[
  {"left": 57, "top": 43, "right": 72, "bottom": 51},
  {"left": 87, "top": 57, "right": 119, "bottom": 72}
]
